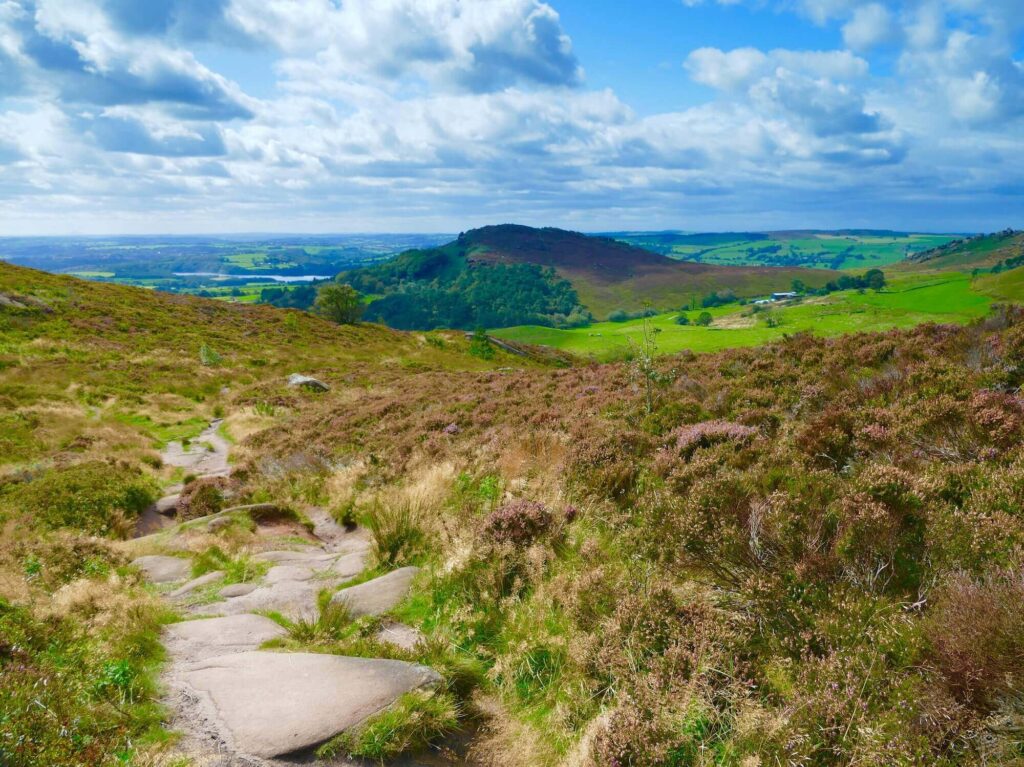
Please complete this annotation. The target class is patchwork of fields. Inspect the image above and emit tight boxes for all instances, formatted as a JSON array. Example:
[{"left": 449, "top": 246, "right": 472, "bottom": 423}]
[{"left": 612, "top": 231, "right": 959, "bottom": 270}]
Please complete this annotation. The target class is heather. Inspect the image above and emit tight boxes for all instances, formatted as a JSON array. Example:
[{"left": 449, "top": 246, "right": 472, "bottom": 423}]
[
  {"left": 239, "top": 306, "right": 1024, "bottom": 765},
  {"left": 4, "top": 260, "right": 1024, "bottom": 765}
]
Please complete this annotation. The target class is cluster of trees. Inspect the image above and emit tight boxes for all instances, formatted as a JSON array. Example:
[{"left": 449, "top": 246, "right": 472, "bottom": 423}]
[
  {"left": 343, "top": 249, "right": 591, "bottom": 330},
  {"left": 806, "top": 268, "right": 886, "bottom": 295}
]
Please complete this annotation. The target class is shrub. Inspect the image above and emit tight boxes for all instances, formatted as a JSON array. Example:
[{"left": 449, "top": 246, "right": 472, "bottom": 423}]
[
  {"left": 669, "top": 420, "right": 757, "bottom": 456},
  {"left": 191, "top": 546, "right": 267, "bottom": 584},
  {"left": 468, "top": 328, "right": 495, "bottom": 360},
  {"left": 924, "top": 570, "right": 1024, "bottom": 711},
  {"left": 695, "top": 311, "right": 713, "bottom": 326},
  {"left": 482, "top": 500, "right": 553, "bottom": 547},
  {"left": 176, "top": 476, "right": 227, "bottom": 520},
  {"left": 1, "top": 461, "right": 156, "bottom": 536}
]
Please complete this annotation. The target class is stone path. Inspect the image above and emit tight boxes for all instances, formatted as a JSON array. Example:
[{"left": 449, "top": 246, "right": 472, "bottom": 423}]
[{"left": 130, "top": 428, "right": 439, "bottom": 764}]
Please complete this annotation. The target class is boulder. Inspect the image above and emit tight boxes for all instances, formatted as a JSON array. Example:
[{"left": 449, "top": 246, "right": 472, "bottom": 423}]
[
  {"left": 287, "top": 374, "right": 329, "bottom": 392},
  {"left": 153, "top": 494, "right": 180, "bottom": 516},
  {"left": 376, "top": 621, "right": 424, "bottom": 651},
  {"left": 331, "top": 566, "right": 419, "bottom": 618},
  {"left": 132, "top": 555, "right": 191, "bottom": 584},
  {"left": 180, "top": 652, "right": 440, "bottom": 758}
]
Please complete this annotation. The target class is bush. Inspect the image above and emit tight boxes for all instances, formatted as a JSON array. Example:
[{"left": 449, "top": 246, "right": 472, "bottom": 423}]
[
  {"left": 696, "top": 311, "right": 713, "bottom": 326},
  {"left": 177, "top": 476, "right": 227, "bottom": 520},
  {"left": 1, "top": 461, "right": 156, "bottom": 536},
  {"left": 482, "top": 500, "right": 553, "bottom": 547},
  {"left": 924, "top": 570, "right": 1024, "bottom": 711}
]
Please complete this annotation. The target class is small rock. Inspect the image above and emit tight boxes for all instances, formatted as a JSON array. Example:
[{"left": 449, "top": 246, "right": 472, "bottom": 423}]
[
  {"left": 220, "top": 583, "right": 258, "bottom": 598},
  {"left": 154, "top": 494, "right": 180, "bottom": 516},
  {"left": 180, "top": 652, "right": 440, "bottom": 759},
  {"left": 331, "top": 566, "right": 419, "bottom": 618},
  {"left": 206, "top": 516, "right": 232, "bottom": 533},
  {"left": 376, "top": 622, "right": 424, "bottom": 651},
  {"left": 132, "top": 555, "right": 191, "bottom": 584},
  {"left": 170, "top": 570, "right": 225, "bottom": 598},
  {"left": 287, "top": 373, "right": 329, "bottom": 392}
]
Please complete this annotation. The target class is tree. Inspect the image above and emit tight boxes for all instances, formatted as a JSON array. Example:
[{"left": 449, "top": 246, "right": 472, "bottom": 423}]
[
  {"left": 675, "top": 313, "right": 690, "bottom": 326},
  {"left": 791, "top": 279, "right": 807, "bottom": 294},
  {"left": 469, "top": 327, "right": 495, "bottom": 360},
  {"left": 864, "top": 269, "right": 886, "bottom": 291},
  {"left": 696, "top": 311, "right": 713, "bottom": 327},
  {"left": 315, "top": 283, "right": 363, "bottom": 325}
]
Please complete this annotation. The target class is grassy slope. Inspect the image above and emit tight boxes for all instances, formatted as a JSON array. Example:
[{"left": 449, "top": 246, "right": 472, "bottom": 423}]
[
  {"left": 446, "top": 225, "right": 838, "bottom": 318},
  {"left": 493, "top": 272, "right": 996, "bottom": 359},
  {"left": 899, "top": 230, "right": 1024, "bottom": 272},
  {"left": 0, "top": 261, "right": 538, "bottom": 470}
]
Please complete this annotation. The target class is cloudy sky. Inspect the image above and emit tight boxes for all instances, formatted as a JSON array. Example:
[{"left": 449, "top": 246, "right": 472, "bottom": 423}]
[{"left": 0, "top": 0, "right": 1021, "bottom": 235}]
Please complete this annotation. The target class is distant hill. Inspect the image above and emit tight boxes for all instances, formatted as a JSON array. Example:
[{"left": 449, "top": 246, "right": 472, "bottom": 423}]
[
  {"left": 611, "top": 230, "right": 960, "bottom": 270},
  {"left": 343, "top": 225, "right": 837, "bottom": 327},
  {"left": 903, "top": 229, "right": 1024, "bottom": 271}
]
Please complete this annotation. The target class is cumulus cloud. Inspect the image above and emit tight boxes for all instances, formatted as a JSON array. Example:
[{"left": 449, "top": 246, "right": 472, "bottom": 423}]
[
  {"left": 842, "top": 3, "right": 894, "bottom": 51},
  {"left": 0, "top": 0, "right": 1020, "bottom": 233},
  {"left": 230, "top": 0, "right": 582, "bottom": 93}
]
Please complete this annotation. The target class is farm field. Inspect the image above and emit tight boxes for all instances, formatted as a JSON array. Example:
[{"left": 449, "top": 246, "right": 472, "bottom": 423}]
[
  {"left": 492, "top": 272, "right": 999, "bottom": 358},
  {"left": 612, "top": 231, "right": 960, "bottom": 270}
]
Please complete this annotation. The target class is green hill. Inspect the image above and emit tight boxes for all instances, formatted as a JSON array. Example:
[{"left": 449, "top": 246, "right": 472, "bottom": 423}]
[
  {"left": 902, "top": 229, "right": 1024, "bottom": 271},
  {"left": 343, "top": 224, "right": 838, "bottom": 325}
]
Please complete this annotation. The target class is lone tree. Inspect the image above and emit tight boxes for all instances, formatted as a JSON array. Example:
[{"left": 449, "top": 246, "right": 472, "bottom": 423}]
[
  {"left": 696, "top": 311, "right": 713, "bottom": 327},
  {"left": 864, "top": 269, "right": 886, "bottom": 291},
  {"left": 315, "top": 283, "right": 363, "bottom": 325}
]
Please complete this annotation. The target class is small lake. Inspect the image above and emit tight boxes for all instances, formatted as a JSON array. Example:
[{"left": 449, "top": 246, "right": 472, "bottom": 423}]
[{"left": 173, "top": 272, "right": 333, "bottom": 283}]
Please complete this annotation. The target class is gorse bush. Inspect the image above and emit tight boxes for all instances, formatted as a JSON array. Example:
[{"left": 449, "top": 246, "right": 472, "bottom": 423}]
[{"left": 1, "top": 461, "right": 156, "bottom": 536}]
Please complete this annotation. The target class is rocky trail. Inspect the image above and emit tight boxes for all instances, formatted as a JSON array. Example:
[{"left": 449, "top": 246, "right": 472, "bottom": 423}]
[{"left": 128, "top": 422, "right": 456, "bottom": 766}]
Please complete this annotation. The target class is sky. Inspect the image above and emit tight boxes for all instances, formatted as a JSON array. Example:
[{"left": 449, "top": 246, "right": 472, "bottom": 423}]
[{"left": 0, "top": 0, "right": 1022, "bottom": 235}]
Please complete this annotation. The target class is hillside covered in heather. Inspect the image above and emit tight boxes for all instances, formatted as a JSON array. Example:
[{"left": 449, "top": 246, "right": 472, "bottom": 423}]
[{"left": 4, "top": 260, "right": 1024, "bottom": 766}]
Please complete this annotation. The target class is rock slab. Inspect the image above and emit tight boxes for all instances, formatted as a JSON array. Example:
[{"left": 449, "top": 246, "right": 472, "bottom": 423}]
[
  {"left": 181, "top": 651, "right": 440, "bottom": 758},
  {"left": 166, "top": 615, "right": 286, "bottom": 663},
  {"left": 132, "top": 555, "right": 191, "bottom": 584},
  {"left": 331, "top": 566, "right": 419, "bottom": 617}
]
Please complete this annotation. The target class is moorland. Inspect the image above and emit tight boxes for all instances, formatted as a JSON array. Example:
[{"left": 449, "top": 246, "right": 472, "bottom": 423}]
[{"left": 2, "top": 227, "right": 1024, "bottom": 767}]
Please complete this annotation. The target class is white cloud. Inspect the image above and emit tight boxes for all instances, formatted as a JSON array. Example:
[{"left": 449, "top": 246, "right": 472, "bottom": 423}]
[{"left": 842, "top": 3, "right": 894, "bottom": 51}]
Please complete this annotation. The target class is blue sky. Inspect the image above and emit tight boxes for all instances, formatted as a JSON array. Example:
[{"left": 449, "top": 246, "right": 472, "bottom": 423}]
[{"left": 0, "top": 0, "right": 1021, "bottom": 235}]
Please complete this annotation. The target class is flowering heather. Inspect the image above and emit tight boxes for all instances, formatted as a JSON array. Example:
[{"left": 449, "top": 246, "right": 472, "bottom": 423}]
[
  {"left": 482, "top": 500, "right": 553, "bottom": 546},
  {"left": 670, "top": 420, "right": 758, "bottom": 454}
]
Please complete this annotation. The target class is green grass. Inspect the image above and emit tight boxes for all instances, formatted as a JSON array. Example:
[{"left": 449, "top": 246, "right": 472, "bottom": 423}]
[
  {"left": 493, "top": 273, "right": 994, "bottom": 359},
  {"left": 114, "top": 413, "right": 208, "bottom": 446}
]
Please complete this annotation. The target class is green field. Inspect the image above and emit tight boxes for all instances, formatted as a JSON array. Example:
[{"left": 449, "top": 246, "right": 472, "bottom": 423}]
[
  {"left": 493, "top": 272, "right": 999, "bottom": 358},
  {"left": 614, "top": 232, "right": 959, "bottom": 270}
]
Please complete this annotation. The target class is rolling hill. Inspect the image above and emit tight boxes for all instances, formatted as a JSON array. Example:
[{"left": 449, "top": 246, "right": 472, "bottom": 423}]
[
  {"left": 902, "top": 229, "right": 1024, "bottom": 271},
  {"left": 344, "top": 224, "right": 839, "bottom": 326}
]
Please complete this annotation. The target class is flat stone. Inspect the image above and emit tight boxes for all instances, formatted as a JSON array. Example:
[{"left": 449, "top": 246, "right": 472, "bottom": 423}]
[
  {"left": 204, "top": 579, "right": 323, "bottom": 621},
  {"left": 376, "top": 622, "right": 424, "bottom": 652},
  {"left": 331, "top": 567, "right": 419, "bottom": 618},
  {"left": 170, "top": 570, "right": 225, "bottom": 598},
  {"left": 330, "top": 551, "right": 367, "bottom": 579},
  {"left": 181, "top": 652, "right": 439, "bottom": 759},
  {"left": 265, "top": 565, "right": 314, "bottom": 584},
  {"left": 253, "top": 549, "right": 336, "bottom": 565},
  {"left": 132, "top": 555, "right": 191, "bottom": 584},
  {"left": 219, "top": 583, "right": 258, "bottom": 598},
  {"left": 166, "top": 615, "right": 286, "bottom": 663}
]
